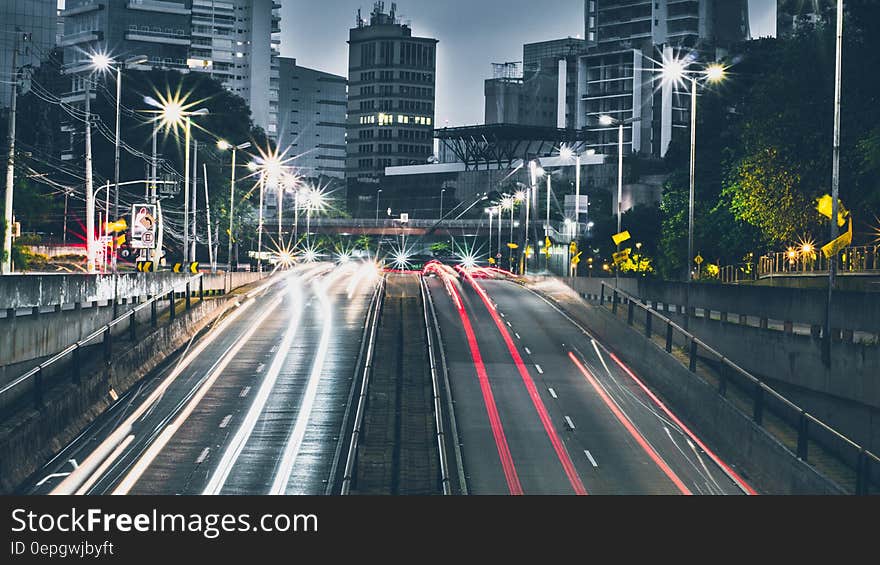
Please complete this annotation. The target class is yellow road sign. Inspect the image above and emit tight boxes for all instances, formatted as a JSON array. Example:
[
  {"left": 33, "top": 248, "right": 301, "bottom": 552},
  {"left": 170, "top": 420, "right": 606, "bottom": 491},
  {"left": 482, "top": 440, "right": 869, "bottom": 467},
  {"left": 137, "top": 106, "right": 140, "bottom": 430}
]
[
  {"left": 613, "top": 248, "right": 631, "bottom": 265},
  {"left": 507, "top": 243, "right": 519, "bottom": 249},
  {"left": 571, "top": 252, "right": 582, "bottom": 265},
  {"left": 694, "top": 254, "right": 704, "bottom": 265},
  {"left": 821, "top": 217, "right": 853, "bottom": 259},
  {"left": 816, "top": 194, "right": 849, "bottom": 228},
  {"left": 612, "top": 230, "right": 631, "bottom": 246}
]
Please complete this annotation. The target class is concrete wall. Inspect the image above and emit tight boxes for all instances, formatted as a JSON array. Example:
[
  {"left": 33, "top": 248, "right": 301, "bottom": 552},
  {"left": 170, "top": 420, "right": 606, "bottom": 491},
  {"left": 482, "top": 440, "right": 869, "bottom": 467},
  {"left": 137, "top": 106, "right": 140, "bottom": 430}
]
[
  {"left": 543, "top": 288, "right": 846, "bottom": 494},
  {"left": 0, "top": 272, "right": 264, "bottom": 369},
  {"left": 0, "top": 297, "right": 230, "bottom": 493},
  {"left": 0, "top": 272, "right": 264, "bottom": 310}
]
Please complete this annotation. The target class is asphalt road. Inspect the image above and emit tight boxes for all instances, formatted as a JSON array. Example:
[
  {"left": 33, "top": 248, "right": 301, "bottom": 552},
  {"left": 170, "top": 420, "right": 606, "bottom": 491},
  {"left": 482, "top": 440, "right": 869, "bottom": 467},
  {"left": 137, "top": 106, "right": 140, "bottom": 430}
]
[
  {"left": 26, "top": 262, "right": 378, "bottom": 495},
  {"left": 426, "top": 272, "right": 749, "bottom": 495}
]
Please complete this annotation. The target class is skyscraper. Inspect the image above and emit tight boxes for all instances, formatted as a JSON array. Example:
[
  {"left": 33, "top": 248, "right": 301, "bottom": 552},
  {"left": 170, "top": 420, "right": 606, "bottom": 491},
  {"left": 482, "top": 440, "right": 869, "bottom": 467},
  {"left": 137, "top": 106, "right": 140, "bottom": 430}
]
[
  {"left": 345, "top": 2, "right": 437, "bottom": 184},
  {"left": 1, "top": 0, "right": 57, "bottom": 110},
  {"left": 187, "top": 0, "right": 282, "bottom": 137},
  {"left": 278, "top": 57, "right": 347, "bottom": 179},
  {"left": 576, "top": 0, "right": 750, "bottom": 158}
]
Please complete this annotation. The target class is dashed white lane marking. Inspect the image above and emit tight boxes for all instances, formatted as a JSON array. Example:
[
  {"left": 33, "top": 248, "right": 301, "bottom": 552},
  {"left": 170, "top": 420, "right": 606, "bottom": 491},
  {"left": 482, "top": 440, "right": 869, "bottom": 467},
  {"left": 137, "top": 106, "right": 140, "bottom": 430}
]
[
  {"left": 219, "top": 415, "right": 233, "bottom": 429},
  {"left": 256, "top": 363, "right": 266, "bottom": 373},
  {"left": 564, "top": 416, "right": 576, "bottom": 430},
  {"left": 524, "top": 347, "right": 532, "bottom": 355},
  {"left": 535, "top": 364, "right": 544, "bottom": 374},
  {"left": 515, "top": 332, "right": 521, "bottom": 339},
  {"left": 239, "top": 386, "right": 251, "bottom": 398},
  {"left": 270, "top": 345, "right": 278, "bottom": 353},
  {"left": 584, "top": 450, "right": 598, "bottom": 468},
  {"left": 506, "top": 321, "right": 512, "bottom": 327},
  {"left": 548, "top": 388, "right": 558, "bottom": 399},
  {"left": 500, "top": 312, "right": 505, "bottom": 318},
  {"left": 196, "top": 448, "right": 210, "bottom": 464}
]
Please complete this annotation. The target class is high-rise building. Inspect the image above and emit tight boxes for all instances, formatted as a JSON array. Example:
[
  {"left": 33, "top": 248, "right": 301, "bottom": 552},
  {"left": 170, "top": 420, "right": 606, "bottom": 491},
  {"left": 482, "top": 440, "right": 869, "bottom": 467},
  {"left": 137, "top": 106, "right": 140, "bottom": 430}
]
[
  {"left": 60, "top": 0, "right": 192, "bottom": 75},
  {"left": 484, "top": 38, "right": 586, "bottom": 129},
  {"left": 1, "top": 0, "right": 57, "bottom": 110},
  {"left": 277, "top": 57, "right": 347, "bottom": 179},
  {"left": 187, "top": 0, "right": 281, "bottom": 137},
  {"left": 576, "top": 0, "right": 750, "bottom": 158},
  {"left": 345, "top": 2, "right": 437, "bottom": 183}
]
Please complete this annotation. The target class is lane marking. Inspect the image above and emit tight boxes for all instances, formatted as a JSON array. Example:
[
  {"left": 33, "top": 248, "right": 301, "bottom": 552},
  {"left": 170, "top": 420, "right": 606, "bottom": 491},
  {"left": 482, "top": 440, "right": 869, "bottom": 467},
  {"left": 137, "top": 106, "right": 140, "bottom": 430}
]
[
  {"left": 219, "top": 415, "right": 232, "bottom": 429},
  {"left": 465, "top": 275, "right": 587, "bottom": 495},
  {"left": 196, "top": 447, "right": 210, "bottom": 464},
  {"left": 584, "top": 450, "right": 598, "bottom": 468},
  {"left": 500, "top": 312, "right": 505, "bottom": 318},
  {"left": 568, "top": 351, "right": 691, "bottom": 495},
  {"left": 524, "top": 347, "right": 532, "bottom": 355},
  {"left": 36, "top": 472, "right": 72, "bottom": 488},
  {"left": 548, "top": 387, "right": 557, "bottom": 399},
  {"left": 506, "top": 320, "right": 512, "bottom": 327},
  {"left": 256, "top": 363, "right": 265, "bottom": 374},
  {"left": 535, "top": 364, "right": 544, "bottom": 375},
  {"left": 239, "top": 386, "right": 251, "bottom": 398},
  {"left": 446, "top": 278, "right": 523, "bottom": 495},
  {"left": 202, "top": 277, "right": 309, "bottom": 495},
  {"left": 269, "top": 275, "right": 340, "bottom": 495},
  {"left": 604, "top": 350, "right": 757, "bottom": 495},
  {"left": 75, "top": 435, "right": 135, "bottom": 495},
  {"left": 564, "top": 416, "right": 576, "bottom": 430},
  {"left": 515, "top": 332, "right": 521, "bottom": 339}
]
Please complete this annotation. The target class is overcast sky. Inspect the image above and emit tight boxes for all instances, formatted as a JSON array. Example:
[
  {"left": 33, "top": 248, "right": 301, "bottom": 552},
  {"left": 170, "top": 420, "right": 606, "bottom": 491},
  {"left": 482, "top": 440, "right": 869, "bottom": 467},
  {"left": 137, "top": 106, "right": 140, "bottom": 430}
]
[{"left": 282, "top": 1, "right": 777, "bottom": 128}]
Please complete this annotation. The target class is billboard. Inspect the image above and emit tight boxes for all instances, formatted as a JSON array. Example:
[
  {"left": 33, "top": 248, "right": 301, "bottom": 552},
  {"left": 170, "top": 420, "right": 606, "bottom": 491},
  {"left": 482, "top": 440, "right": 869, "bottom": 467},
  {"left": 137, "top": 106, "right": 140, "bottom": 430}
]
[{"left": 130, "top": 204, "right": 157, "bottom": 249}]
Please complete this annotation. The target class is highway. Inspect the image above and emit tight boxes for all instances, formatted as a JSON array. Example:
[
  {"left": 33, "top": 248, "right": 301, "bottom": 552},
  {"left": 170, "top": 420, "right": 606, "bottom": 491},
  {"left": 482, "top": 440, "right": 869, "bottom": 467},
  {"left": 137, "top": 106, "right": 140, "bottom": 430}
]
[
  {"left": 425, "top": 267, "right": 753, "bottom": 495},
  {"left": 26, "top": 262, "right": 379, "bottom": 495}
]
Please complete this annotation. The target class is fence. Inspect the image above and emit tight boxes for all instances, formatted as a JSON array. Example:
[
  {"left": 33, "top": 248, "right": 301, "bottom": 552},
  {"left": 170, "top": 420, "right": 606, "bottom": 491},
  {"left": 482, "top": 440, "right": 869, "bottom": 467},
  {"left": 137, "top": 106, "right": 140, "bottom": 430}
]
[
  {"left": 598, "top": 281, "right": 879, "bottom": 494},
  {"left": 0, "top": 274, "right": 207, "bottom": 420},
  {"left": 721, "top": 245, "right": 880, "bottom": 283}
]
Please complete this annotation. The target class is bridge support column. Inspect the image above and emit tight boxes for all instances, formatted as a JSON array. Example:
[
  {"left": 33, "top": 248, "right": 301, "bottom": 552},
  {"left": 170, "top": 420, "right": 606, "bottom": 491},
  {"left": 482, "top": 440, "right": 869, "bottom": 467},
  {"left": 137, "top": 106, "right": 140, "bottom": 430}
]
[
  {"left": 720, "top": 311, "right": 728, "bottom": 323},
  {"left": 842, "top": 329, "right": 854, "bottom": 343},
  {"left": 810, "top": 325, "right": 822, "bottom": 339},
  {"left": 739, "top": 314, "right": 747, "bottom": 325},
  {"left": 783, "top": 321, "right": 793, "bottom": 334},
  {"left": 760, "top": 318, "right": 768, "bottom": 330}
]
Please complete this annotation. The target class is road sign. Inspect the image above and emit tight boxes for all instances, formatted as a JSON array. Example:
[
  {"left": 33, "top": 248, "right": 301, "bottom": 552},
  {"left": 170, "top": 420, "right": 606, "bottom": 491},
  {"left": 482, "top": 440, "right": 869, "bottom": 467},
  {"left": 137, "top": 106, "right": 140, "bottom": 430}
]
[
  {"left": 488, "top": 257, "right": 496, "bottom": 265},
  {"left": 571, "top": 252, "right": 582, "bottom": 265},
  {"left": 613, "top": 248, "right": 631, "bottom": 265},
  {"left": 507, "top": 243, "right": 519, "bottom": 249},
  {"left": 821, "top": 216, "right": 853, "bottom": 259},
  {"left": 612, "top": 230, "right": 631, "bottom": 246},
  {"left": 131, "top": 204, "right": 157, "bottom": 249},
  {"left": 694, "top": 254, "right": 704, "bottom": 265}
]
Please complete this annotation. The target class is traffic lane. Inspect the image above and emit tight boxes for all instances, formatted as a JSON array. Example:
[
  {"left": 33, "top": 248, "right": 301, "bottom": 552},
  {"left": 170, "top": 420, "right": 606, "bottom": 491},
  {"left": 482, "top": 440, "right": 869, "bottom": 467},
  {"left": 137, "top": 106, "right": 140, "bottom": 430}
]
[
  {"left": 425, "top": 276, "right": 510, "bottom": 495},
  {"left": 43, "top": 266, "right": 320, "bottom": 495},
  {"left": 428, "top": 275, "right": 577, "bottom": 494},
  {"left": 279, "top": 264, "right": 377, "bottom": 495},
  {"left": 128, "top": 264, "right": 375, "bottom": 495},
  {"left": 220, "top": 270, "right": 365, "bottom": 494},
  {"left": 481, "top": 280, "right": 745, "bottom": 495}
]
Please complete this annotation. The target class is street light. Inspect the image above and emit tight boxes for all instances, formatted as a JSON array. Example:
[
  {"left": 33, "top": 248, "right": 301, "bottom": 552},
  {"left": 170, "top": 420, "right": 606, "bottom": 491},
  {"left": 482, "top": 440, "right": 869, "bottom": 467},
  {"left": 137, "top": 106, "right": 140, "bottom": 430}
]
[
  {"left": 598, "top": 114, "right": 640, "bottom": 289},
  {"left": 145, "top": 96, "right": 209, "bottom": 264},
  {"left": 375, "top": 189, "right": 383, "bottom": 222},
  {"left": 656, "top": 55, "right": 727, "bottom": 282},
  {"left": 217, "top": 139, "right": 251, "bottom": 273},
  {"left": 439, "top": 187, "right": 446, "bottom": 222},
  {"left": 90, "top": 53, "right": 147, "bottom": 272}
]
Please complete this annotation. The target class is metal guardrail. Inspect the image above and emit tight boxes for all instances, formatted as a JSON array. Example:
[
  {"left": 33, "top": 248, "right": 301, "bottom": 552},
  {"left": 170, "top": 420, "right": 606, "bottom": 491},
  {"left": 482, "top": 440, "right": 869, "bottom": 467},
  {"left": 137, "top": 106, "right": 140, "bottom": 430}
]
[
  {"left": 0, "top": 274, "right": 206, "bottom": 417},
  {"left": 599, "top": 282, "right": 879, "bottom": 494},
  {"left": 340, "top": 275, "right": 387, "bottom": 495}
]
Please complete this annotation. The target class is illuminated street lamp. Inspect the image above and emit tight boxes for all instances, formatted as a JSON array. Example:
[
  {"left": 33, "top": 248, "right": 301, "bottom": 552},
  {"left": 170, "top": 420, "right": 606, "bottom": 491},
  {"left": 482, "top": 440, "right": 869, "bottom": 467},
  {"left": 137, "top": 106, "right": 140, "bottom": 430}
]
[
  {"left": 90, "top": 53, "right": 147, "bottom": 272},
  {"left": 144, "top": 95, "right": 209, "bottom": 264},
  {"left": 217, "top": 139, "right": 251, "bottom": 272},
  {"left": 656, "top": 55, "right": 727, "bottom": 281}
]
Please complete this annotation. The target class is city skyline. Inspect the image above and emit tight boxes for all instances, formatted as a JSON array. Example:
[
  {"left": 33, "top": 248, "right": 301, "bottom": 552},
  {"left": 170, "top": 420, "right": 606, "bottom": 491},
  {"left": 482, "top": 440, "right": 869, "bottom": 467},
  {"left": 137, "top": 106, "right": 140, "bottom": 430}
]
[{"left": 283, "top": 0, "right": 778, "bottom": 129}]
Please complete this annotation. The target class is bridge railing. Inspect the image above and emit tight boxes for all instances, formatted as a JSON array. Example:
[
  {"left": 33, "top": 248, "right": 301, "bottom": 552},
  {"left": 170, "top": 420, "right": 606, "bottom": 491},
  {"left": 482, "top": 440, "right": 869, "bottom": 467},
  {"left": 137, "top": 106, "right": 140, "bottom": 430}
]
[
  {"left": 599, "top": 281, "right": 879, "bottom": 494},
  {"left": 0, "top": 274, "right": 207, "bottom": 421}
]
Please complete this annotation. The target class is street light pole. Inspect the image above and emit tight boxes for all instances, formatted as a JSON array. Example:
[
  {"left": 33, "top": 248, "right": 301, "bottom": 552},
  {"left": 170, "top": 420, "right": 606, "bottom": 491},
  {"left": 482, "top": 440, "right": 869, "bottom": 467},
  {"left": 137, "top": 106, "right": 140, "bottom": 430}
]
[
  {"left": 228, "top": 147, "right": 237, "bottom": 272},
  {"left": 111, "top": 65, "right": 122, "bottom": 272},
  {"left": 574, "top": 153, "right": 581, "bottom": 240},
  {"left": 439, "top": 188, "right": 445, "bottom": 222},
  {"left": 826, "top": 0, "right": 845, "bottom": 363},
  {"left": 183, "top": 117, "right": 191, "bottom": 264},
  {"left": 616, "top": 121, "right": 623, "bottom": 290},
  {"left": 546, "top": 174, "right": 552, "bottom": 272},
  {"left": 375, "top": 189, "right": 382, "bottom": 222},
  {"left": 687, "top": 75, "right": 697, "bottom": 283},
  {"left": 257, "top": 172, "right": 264, "bottom": 274}
]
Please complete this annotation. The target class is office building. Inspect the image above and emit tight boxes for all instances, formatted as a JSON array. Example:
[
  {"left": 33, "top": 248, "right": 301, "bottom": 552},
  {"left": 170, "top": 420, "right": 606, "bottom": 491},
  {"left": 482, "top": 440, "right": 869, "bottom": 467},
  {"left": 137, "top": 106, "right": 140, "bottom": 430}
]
[
  {"left": 277, "top": 57, "right": 347, "bottom": 179},
  {"left": 1, "top": 0, "right": 61, "bottom": 109},
  {"left": 576, "top": 0, "right": 750, "bottom": 158},
  {"left": 187, "top": 0, "right": 281, "bottom": 137},
  {"left": 345, "top": 2, "right": 437, "bottom": 184},
  {"left": 777, "top": 0, "right": 834, "bottom": 38}
]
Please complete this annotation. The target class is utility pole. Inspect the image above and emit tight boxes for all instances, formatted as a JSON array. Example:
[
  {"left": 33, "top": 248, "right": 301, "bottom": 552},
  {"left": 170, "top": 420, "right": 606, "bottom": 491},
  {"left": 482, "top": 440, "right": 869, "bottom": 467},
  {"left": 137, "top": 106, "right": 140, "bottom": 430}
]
[
  {"left": 191, "top": 140, "right": 198, "bottom": 263},
  {"left": 111, "top": 66, "right": 122, "bottom": 272},
  {"left": 2, "top": 33, "right": 19, "bottom": 274},
  {"left": 183, "top": 118, "right": 191, "bottom": 264},
  {"left": 85, "top": 75, "right": 96, "bottom": 273},
  {"left": 203, "top": 164, "right": 214, "bottom": 273}
]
